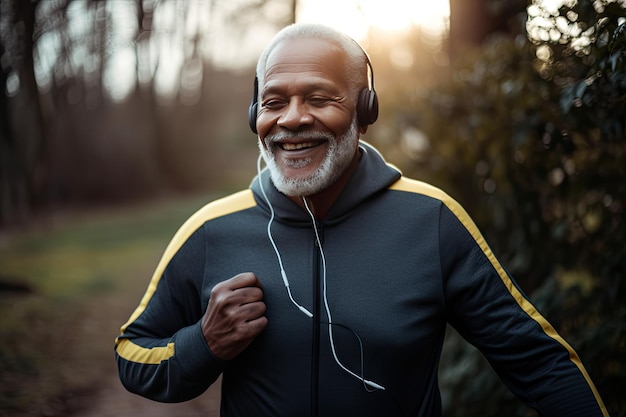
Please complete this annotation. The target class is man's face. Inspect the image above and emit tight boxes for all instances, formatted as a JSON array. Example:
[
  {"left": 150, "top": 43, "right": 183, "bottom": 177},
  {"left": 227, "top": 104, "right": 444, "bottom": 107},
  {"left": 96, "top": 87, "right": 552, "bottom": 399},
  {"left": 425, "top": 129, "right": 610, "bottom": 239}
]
[{"left": 256, "top": 38, "right": 359, "bottom": 197}]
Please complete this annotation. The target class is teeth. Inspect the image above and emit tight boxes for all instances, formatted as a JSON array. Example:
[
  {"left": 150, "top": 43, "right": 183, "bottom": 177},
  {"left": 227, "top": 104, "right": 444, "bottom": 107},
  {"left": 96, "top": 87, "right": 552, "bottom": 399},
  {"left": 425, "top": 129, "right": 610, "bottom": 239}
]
[{"left": 282, "top": 142, "right": 318, "bottom": 151}]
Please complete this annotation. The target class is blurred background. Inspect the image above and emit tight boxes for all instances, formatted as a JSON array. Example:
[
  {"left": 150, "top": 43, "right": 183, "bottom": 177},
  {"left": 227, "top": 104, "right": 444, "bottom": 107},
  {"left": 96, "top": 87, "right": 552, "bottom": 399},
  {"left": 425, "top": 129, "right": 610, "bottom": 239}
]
[{"left": 0, "top": 0, "right": 624, "bottom": 416}]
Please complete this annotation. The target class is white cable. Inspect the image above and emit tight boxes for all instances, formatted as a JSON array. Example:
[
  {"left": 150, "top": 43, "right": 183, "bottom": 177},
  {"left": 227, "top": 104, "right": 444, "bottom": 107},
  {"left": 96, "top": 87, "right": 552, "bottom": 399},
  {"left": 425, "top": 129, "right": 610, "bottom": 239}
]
[
  {"left": 257, "top": 155, "right": 313, "bottom": 318},
  {"left": 302, "top": 197, "right": 385, "bottom": 391},
  {"left": 255, "top": 153, "right": 382, "bottom": 390}
]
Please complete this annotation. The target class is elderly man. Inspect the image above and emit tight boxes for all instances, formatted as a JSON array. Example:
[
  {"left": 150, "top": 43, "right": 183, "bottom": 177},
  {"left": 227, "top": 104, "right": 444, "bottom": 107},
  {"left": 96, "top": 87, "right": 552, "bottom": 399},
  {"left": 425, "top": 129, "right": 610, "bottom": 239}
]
[{"left": 115, "top": 23, "right": 608, "bottom": 417}]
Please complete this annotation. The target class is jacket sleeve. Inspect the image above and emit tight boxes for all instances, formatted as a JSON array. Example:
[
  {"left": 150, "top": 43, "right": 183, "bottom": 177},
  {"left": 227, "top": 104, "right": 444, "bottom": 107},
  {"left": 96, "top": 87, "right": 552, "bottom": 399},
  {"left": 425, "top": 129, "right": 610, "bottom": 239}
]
[
  {"left": 114, "top": 224, "right": 225, "bottom": 403},
  {"left": 438, "top": 202, "right": 608, "bottom": 417}
]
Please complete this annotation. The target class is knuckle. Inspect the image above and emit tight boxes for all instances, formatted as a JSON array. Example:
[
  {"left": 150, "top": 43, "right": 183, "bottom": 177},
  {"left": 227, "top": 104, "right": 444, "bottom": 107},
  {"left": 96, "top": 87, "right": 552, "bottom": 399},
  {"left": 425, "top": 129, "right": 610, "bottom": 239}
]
[{"left": 210, "top": 282, "right": 226, "bottom": 297}]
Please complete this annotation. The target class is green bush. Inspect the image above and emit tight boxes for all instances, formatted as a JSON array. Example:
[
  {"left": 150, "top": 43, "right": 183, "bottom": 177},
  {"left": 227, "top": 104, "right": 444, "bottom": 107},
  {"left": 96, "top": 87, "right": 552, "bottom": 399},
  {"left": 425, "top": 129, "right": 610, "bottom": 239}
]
[{"left": 399, "top": 2, "right": 625, "bottom": 416}]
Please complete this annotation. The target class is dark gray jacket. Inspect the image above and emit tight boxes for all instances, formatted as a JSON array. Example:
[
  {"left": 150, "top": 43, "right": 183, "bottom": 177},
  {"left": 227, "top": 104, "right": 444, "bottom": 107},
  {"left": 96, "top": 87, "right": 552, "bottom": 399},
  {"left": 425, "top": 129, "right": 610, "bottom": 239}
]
[{"left": 115, "top": 142, "right": 607, "bottom": 417}]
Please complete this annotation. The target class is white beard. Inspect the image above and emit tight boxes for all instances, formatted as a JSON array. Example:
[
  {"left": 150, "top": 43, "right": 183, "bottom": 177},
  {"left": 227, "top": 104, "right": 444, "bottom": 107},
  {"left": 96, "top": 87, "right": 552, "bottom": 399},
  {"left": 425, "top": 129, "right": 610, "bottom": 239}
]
[{"left": 259, "top": 119, "right": 359, "bottom": 197}]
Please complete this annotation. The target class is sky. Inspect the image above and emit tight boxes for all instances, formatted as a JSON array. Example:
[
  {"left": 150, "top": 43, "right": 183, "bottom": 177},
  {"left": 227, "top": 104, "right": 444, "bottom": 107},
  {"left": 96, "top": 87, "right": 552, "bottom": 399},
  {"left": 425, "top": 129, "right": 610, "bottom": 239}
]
[{"left": 297, "top": 0, "right": 450, "bottom": 42}]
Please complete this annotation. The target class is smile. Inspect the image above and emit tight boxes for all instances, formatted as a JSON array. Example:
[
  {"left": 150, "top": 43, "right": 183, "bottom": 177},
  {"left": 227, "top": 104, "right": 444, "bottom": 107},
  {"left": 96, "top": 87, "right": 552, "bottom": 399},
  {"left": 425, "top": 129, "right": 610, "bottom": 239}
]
[{"left": 280, "top": 141, "right": 323, "bottom": 151}]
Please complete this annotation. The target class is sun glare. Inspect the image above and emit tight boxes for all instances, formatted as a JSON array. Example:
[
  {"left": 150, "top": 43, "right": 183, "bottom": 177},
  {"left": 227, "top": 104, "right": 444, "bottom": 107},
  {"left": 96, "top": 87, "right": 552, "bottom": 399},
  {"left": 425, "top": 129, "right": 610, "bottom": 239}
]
[{"left": 297, "top": 0, "right": 449, "bottom": 42}]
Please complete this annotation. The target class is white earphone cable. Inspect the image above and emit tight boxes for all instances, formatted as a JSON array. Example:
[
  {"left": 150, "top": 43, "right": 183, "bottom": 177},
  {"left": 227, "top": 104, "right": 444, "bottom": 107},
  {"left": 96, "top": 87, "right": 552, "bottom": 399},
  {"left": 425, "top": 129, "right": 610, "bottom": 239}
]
[
  {"left": 257, "top": 155, "right": 313, "bottom": 318},
  {"left": 255, "top": 153, "right": 383, "bottom": 391},
  {"left": 302, "top": 197, "right": 385, "bottom": 391}
]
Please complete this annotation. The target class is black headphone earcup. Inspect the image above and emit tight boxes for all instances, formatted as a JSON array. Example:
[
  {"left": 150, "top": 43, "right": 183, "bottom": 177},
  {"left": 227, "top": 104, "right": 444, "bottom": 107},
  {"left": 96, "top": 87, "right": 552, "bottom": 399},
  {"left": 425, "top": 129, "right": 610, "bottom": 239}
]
[
  {"left": 248, "top": 102, "right": 258, "bottom": 134},
  {"left": 357, "top": 88, "right": 379, "bottom": 128}
]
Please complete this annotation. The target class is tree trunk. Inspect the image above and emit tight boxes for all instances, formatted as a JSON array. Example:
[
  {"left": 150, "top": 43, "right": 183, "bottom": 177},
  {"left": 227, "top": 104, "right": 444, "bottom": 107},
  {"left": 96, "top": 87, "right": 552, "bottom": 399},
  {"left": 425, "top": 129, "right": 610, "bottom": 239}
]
[
  {"left": 0, "top": 0, "right": 45, "bottom": 227},
  {"left": 448, "top": 0, "right": 529, "bottom": 60}
]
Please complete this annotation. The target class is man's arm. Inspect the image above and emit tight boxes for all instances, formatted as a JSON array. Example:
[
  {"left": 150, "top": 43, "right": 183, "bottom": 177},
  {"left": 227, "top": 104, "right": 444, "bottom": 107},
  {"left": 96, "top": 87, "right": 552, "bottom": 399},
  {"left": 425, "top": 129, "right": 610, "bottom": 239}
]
[
  {"left": 438, "top": 202, "right": 609, "bottom": 417},
  {"left": 114, "top": 226, "right": 222, "bottom": 402},
  {"left": 114, "top": 221, "right": 268, "bottom": 403}
]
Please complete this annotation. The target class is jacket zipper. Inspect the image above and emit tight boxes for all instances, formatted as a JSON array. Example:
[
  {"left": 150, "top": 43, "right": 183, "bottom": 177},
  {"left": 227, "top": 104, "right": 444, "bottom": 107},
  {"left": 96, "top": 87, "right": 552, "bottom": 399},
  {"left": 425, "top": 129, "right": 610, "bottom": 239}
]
[{"left": 310, "top": 221, "right": 322, "bottom": 417}]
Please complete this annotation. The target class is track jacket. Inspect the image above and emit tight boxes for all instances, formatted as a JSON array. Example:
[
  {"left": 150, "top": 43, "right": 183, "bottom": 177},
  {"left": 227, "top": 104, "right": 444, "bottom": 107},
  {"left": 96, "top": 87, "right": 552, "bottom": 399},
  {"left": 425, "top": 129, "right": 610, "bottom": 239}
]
[{"left": 115, "top": 142, "right": 608, "bottom": 417}]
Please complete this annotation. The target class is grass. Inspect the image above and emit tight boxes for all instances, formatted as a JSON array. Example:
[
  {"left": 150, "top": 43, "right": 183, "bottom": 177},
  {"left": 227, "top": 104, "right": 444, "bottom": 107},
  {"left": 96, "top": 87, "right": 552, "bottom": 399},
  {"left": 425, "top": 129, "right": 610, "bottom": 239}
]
[{"left": 0, "top": 193, "right": 217, "bottom": 416}]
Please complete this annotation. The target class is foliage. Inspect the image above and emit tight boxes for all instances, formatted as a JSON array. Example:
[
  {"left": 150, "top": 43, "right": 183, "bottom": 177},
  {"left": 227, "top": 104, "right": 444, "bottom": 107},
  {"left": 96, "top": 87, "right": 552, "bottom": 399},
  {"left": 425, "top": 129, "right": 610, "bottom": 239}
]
[{"left": 395, "top": 1, "right": 625, "bottom": 416}]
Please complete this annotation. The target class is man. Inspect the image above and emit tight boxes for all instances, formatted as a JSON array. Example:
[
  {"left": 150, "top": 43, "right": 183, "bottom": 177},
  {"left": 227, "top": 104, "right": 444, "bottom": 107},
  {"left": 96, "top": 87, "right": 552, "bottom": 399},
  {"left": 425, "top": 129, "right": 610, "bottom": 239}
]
[{"left": 115, "top": 23, "right": 608, "bottom": 416}]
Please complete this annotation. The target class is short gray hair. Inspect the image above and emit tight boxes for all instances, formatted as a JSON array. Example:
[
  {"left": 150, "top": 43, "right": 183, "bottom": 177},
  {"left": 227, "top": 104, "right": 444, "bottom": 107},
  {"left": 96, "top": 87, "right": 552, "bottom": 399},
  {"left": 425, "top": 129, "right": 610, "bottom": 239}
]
[{"left": 255, "top": 23, "right": 369, "bottom": 102}]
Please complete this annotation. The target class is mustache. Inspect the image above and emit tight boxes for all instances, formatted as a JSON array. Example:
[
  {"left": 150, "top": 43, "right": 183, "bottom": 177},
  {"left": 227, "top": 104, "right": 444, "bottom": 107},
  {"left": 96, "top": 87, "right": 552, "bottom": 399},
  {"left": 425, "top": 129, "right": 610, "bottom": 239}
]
[{"left": 265, "top": 130, "right": 334, "bottom": 143}]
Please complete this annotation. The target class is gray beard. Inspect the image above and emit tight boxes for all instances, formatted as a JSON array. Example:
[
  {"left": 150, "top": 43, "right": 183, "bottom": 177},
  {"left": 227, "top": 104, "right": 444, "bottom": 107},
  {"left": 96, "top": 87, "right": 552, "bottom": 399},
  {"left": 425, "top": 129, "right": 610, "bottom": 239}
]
[{"left": 259, "top": 119, "right": 359, "bottom": 197}]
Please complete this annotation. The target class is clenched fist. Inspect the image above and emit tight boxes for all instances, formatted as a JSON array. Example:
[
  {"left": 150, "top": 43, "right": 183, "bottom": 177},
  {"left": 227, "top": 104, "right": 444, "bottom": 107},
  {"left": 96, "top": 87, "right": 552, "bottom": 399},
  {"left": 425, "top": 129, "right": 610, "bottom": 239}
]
[{"left": 201, "top": 272, "right": 268, "bottom": 360}]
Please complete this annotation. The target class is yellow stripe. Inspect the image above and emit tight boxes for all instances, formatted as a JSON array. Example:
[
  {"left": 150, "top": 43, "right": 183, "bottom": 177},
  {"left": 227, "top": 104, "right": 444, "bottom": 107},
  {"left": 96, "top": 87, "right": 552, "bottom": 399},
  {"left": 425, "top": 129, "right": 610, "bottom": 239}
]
[
  {"left": 115, "top": 190, "right": 257, "bottom": 363},
  {"left": 390, "top": 177, "right": 608, "bottom": 416},
  {"left": 116, "top": 340, "right": 175, "bottom": 365}
]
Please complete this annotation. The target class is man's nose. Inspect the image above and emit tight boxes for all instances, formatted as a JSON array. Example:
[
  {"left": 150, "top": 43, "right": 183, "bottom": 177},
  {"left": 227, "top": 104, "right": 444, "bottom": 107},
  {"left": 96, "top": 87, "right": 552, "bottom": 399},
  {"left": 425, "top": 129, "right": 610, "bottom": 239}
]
[{"left": 277, "top": 99, "right": 314, "bottom": 130}]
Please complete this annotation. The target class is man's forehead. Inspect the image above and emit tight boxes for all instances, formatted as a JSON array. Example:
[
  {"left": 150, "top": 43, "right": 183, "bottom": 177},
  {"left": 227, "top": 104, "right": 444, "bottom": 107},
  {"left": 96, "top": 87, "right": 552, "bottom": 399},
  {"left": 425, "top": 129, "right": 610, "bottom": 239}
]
[
  {"left": 264, "top": 37, "right": 344, "bottom": 70},
  {"left": 264, "top": 61, "right": 332, "bottom": 79}
]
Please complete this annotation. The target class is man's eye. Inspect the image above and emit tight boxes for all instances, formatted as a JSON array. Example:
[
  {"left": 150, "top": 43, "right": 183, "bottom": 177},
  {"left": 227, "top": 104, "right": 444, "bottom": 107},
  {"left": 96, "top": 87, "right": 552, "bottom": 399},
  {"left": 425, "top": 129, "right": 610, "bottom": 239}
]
[
  {"left": 309, "top": 97, "right": 332, "bottom": 106},
  {"left": 262, "top": 100, "right": 284, "bottom": 109}
]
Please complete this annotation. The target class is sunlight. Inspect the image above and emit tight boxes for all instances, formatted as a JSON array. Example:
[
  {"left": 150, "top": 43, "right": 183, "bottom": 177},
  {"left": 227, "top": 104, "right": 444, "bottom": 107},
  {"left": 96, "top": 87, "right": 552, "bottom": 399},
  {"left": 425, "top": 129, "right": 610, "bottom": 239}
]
[
  {"left": 297, "top": 0, "right": 449, "bottom": 42},
  {"left": 359, "top": 0, "right": 449, "bottom": 37}
]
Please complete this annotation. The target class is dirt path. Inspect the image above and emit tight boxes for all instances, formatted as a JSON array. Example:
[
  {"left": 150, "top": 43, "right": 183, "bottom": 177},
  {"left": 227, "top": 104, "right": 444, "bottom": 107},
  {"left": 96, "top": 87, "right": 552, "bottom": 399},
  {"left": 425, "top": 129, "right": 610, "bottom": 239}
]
[
  {"left": 69, "top": 284, "right": 223, "bottom": 417},
  {"left": 2, "top": 200, "right": 230, "bottom": 417},
  {"left": 76, "top": 374, "right": 221, "bottom": 417}
]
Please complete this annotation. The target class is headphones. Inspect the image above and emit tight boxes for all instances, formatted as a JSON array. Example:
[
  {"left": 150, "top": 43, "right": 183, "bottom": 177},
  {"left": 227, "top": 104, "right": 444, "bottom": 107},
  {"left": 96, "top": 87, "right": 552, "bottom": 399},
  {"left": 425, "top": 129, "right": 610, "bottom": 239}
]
[{"left": 248, "top": 47, "right": 378, "bottom": 134}]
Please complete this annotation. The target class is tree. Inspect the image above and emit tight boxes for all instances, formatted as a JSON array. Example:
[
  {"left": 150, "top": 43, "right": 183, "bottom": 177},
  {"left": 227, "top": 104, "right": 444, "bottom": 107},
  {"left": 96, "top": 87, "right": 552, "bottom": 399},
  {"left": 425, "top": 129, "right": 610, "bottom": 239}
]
[
  {"left": 448, "top": 0, "right": 529, "bottom": 59},
  {"left": 0, "top": 0, "right": 44, "bottom": 226},
  {"left": 401, "top": 1, "right": 625, "bottom": 415},
  {"left": 0, "top": 0, "right": 294, "bottom": 229}
]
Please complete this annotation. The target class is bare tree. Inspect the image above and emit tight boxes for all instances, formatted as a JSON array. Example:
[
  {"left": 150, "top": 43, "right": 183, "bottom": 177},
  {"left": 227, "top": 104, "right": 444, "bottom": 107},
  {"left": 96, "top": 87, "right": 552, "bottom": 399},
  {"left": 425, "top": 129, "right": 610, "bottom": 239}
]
[
  {"left": 0, "top": 0, "right": 296, "bottom": 228},
  {"left": 0, "top": 0, "right": 45, "bottom": 226}
]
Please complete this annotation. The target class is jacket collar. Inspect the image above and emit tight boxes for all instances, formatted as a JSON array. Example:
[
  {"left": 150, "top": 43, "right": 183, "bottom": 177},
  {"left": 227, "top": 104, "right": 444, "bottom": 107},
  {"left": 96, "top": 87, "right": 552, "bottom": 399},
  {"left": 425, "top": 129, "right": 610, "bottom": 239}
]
[{"left": 250, "top": 141, "right": 401, "bottom": 224}]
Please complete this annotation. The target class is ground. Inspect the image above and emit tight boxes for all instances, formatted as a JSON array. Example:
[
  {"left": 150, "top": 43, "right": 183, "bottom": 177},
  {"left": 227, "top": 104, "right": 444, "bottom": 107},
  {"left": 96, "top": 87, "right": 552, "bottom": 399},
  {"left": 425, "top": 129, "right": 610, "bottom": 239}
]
[
  {"left": 0, "top": 196, "right": 226, "bottom": 417},
  {"left": 78, "top": 375, "right": 221, "bottom": 417}
]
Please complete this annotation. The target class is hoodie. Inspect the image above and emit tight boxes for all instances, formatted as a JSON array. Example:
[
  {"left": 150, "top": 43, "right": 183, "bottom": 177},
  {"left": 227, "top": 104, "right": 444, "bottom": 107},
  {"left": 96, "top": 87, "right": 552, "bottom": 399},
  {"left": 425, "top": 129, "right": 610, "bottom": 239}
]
[{"left": 115, "top": 142, "right": 607, "bottom": 417}]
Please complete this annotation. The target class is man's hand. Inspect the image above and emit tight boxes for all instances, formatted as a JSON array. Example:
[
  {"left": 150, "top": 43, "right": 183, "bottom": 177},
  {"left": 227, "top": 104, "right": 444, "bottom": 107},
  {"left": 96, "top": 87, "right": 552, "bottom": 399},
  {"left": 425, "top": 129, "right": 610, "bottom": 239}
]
[{"left": 201, "top": 272, "right": 268, "bottom": 360}]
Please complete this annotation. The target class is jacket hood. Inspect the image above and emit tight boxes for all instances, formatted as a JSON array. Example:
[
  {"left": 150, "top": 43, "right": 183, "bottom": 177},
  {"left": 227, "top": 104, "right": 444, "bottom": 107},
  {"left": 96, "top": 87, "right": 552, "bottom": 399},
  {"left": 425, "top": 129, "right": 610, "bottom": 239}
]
[{"left": 250, "top": 141, "right": 402, "bottom": 224}]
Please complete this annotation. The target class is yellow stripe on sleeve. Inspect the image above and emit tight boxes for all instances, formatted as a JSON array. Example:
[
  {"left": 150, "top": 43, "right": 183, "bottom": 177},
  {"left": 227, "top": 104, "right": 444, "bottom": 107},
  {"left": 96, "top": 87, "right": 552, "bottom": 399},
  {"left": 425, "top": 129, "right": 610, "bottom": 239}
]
[
  {"left": 390, "top": 176, "right": 608, "bottom": 416},
  {"left": 115, "top": 189, "right": 257, "bottom": 362},
  {"left": 116, "top": 339, "right": 175, "bottom": 365}
]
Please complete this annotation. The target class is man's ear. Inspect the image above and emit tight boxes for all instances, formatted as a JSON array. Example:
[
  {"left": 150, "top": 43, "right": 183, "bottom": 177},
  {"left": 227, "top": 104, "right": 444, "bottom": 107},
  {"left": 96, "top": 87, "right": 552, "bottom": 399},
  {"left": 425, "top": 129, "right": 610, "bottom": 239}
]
[{"left": 359, "top": 125, "right": 368, "bottom": 135}]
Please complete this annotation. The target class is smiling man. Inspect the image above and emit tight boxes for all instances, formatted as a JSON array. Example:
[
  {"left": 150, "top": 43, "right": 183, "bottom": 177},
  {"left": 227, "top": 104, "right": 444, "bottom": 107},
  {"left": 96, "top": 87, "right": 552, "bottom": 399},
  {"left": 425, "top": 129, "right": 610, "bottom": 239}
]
[{"left": 115, "top": 23, "right": 608, "bottom": 417}]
